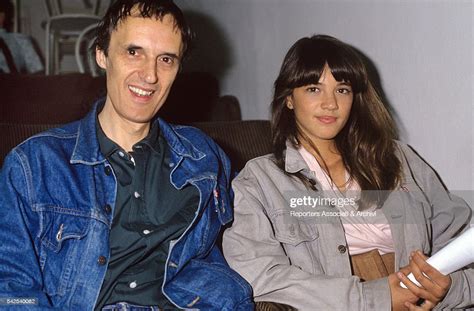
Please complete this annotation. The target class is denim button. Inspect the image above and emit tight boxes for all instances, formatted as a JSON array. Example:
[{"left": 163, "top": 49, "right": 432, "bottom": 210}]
[
  {"left": 104, "top": 204, "right": 112, "bottom": 214},
  {"left": 104, "top": 166, "right": 112, "bottom": 176},
  {"left": 338, "top": 245, "right": 347, "bottom": 254},
  {"left": 98, "top": 256, "right": 107, "bottom": 265},
  {"left": 129, "top": 281, "right": 137, "bottom": 289},
  {"left": 134, "top": 191, "right": 140, "bottom": 199}
]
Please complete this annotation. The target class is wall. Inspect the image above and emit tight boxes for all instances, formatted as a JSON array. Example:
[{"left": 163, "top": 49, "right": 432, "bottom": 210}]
[
  {"left": 177, "top": 0, "right": 473, "bottom": 205},
  {"left": 18, "top": 0, "right": 474, "bottom": 203}
]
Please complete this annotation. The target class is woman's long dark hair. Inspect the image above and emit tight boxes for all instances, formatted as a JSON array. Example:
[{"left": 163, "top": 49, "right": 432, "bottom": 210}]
[{"left": 271, "top": 35, "right": 401, "bottom": 207}]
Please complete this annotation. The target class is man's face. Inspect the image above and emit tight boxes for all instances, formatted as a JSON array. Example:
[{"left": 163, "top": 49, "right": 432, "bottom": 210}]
[{"left": 96, "top": 13, "right": 183, "bottom": 127}]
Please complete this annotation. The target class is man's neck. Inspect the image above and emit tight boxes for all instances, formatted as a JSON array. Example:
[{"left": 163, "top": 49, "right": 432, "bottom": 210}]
[{"left": 98, "top": 105, "right": 150, "bottom": 152}]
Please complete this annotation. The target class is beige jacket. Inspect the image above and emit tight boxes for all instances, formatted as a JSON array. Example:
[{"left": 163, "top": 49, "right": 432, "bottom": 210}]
[{"left": 223, "top": 141, "right": 473, "bottom": 310}]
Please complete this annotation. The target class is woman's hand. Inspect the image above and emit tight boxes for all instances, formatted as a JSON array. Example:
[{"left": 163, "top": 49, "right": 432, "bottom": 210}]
[
  {"left": 389, "top": 266, "right": 420, "bottom": 311},
  {"left": 397, "top": 251, "right": 452, "bottom": 310}
]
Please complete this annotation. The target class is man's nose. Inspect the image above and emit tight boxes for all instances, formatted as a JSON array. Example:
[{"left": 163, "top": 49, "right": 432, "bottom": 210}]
[{"left": 140, "top": 59, "right": 158, "bottom": 84}]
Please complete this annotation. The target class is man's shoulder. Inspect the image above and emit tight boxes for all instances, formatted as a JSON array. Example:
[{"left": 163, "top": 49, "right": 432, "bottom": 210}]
[
  {"left": 159, "top": 120, "right": 220, "bottom": 153},
  {"left": 19, "top": 121, "right": 80, "bottom": 144},
  {"left": 12, "top": 121, "right": 81, "bottom": 159},
  {"left": 172, "top": 124, "right": 214, "bottom": 142}
]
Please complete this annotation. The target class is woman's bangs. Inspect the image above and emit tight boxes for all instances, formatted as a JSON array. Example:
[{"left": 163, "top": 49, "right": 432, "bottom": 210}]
[
  {"left": 327, "top": 55, "right": 367, "bottom": 93},
  {"left": 288, "top": 50, "right": 326, "bottom": 89}
]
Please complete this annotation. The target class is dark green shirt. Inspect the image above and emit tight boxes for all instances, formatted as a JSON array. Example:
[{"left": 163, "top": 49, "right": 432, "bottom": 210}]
[{"left": 95, "top": 119, "right": 199, "bottom": 310}]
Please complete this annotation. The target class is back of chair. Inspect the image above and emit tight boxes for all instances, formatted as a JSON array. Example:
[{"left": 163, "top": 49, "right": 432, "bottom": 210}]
[
  {"left": 75, "top": 23, "right": 101, "bottom": 76},
  {"left": 43, "top": 0, "right": 103, "bottom": 17}
]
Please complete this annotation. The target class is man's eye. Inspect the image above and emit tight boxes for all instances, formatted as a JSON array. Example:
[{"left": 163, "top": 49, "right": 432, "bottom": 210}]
[
  {"left": 161, "top": 56, "right": 174, "bottom": 65},
  {"left": 127, "top": 49, "right": 137, "bottom": 56}
]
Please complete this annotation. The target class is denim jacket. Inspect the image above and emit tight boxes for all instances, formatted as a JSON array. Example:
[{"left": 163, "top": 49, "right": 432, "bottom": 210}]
[{"left": 0, "top": 103, "right": 253, "bottom": 310}]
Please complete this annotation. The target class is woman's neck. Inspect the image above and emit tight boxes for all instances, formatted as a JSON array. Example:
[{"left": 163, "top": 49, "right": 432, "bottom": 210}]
[{"left": 299, "top": 138, "right": 348, "bottom": 190}]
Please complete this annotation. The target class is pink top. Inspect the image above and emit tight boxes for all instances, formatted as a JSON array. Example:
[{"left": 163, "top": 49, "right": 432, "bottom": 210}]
[{"left": 298, "top": 146, "right": 394, "bottom": 255}]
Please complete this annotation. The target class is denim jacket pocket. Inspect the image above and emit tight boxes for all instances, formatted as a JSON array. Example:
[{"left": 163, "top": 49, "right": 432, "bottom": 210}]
[
  {"left": 39, "top": 211, "right": 91, "bottom": 296},
  {"left": 270, "top": 212, "right": 319, "bottom": 246}
]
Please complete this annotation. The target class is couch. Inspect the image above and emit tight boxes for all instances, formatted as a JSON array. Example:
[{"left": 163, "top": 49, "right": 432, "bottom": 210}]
[{"left": 0, "top": 72, "right": 271, "bottom": 171}]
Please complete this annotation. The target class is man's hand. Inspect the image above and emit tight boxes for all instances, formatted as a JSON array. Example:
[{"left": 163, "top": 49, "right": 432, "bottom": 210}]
[
  {"left": 389, "top": 266, "right": 420, "bottom": 311},
  {"left": 397, "top": 251, "right": 452, "bottom": 310}
]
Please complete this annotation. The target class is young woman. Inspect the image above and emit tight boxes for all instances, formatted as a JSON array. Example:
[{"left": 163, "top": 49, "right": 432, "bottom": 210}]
[{"left": 223, "top": 35, "right": 473, "bottom": 310}]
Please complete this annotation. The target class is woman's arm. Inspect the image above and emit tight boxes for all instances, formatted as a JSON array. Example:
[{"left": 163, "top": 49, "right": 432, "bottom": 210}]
[{"left": 400, "top": 145, "right": 473, "bottom": 309}]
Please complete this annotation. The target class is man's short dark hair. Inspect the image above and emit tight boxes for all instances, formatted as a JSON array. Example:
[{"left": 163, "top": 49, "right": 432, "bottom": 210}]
[{"left": 95, "top": 0, "right": 192, "bottom": 58}]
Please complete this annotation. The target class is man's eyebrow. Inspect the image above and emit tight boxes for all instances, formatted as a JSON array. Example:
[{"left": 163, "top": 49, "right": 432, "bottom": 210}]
[
  {"left": 125, "top": 44, "right": 143, "bottom": 50},
  {"left": 160, "top": 52, "right": 181, "bottom": 60}
]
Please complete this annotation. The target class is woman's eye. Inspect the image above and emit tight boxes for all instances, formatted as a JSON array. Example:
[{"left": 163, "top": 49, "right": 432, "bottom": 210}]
[
  {"left": 338, "top": 88, "right": 352, "bottom": 94},
  {"left": 306, "top": 87, "right": 319, "bottom": 93}
]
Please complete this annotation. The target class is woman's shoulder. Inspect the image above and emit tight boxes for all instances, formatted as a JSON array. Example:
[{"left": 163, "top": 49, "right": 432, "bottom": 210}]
[
  {"left": 393, "top": 140, "right": 428, "bottom": 168},
  {"left": 235, "top": 153, "right": 287, "bottom": 182},
  {"left": 237, "top": 153, "right": 277, "bottom": 176}
]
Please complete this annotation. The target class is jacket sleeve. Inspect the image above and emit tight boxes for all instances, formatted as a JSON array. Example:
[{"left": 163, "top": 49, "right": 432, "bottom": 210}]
[
  {"left": 401, "top": 145, "right": 473, "bottom": 309},
  {"left": 223, "top": 166, "right": 391, "bottom": 311},
  {"left": 0, "top": 150, "right": 56, "bottom": 310}
]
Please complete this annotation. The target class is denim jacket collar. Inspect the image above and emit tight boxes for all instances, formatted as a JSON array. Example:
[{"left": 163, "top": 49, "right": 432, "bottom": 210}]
[
  {"left": 158, "top": 122, "right": 205, "bottom": 161},
  {"left": 70, "top": 100, "right": 106, "bottom": 165},
  {"left": 284, "top": 139, "right": 310, "bottom": 174},
  {"left": 70, "top": 100, "right": 205, "bottom": 165}
]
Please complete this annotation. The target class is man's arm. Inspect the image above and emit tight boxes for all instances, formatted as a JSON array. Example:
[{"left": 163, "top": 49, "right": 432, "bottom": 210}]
[{"left": 0, "top": 150, "right": 55, "bottom": 309}]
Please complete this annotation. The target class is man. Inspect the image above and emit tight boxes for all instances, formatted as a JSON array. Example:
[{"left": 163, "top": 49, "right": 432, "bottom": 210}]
[{"left": 0, "top": 0, "right": 253, "bottom": 310}]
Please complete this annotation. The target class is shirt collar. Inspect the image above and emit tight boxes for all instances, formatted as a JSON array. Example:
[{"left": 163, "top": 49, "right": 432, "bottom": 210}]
[
  {"left": 95, "top": 103, "right": 161, "bottom": 157},
  {"left": 138, "top": 121, "right": 160, "bottom": 154},
  {"left": 71, "top": 100, "right": 204, "bottom": 165}
]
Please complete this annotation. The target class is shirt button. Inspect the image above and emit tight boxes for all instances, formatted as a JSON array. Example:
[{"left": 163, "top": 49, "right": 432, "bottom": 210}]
[
  {"left": 338, "top": 245, "right": 347, "bottom": 254},
  {"left": 143, "top": 229, "right": 151, "bottom": 235},
  {"left": 118, "top": 151, "right": 125, "bottom": 158},
  {"left": 104, "top": 166, "right": 112, "bottom": 176},
  {"left": 104, "top": 204, "right": 112, "bottom": 214},
  {"left": 129, "top": 281, "right": 137, "bottom": 289},
  {"left": 134, "top": 191, "right": 140, "bottom": 199},
  {"left": 97, "top": 256, "right": 107, "bottom": 266}
]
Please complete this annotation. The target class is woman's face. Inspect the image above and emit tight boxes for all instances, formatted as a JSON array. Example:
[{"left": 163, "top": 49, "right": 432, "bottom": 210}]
[{"left": 287, "top": 65, "right": 353, "bottom": 146}]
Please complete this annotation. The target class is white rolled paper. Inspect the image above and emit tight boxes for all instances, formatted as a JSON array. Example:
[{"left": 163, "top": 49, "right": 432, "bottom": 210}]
[{"left": 400, "top": 227, "right": 474, "bottom": 288}]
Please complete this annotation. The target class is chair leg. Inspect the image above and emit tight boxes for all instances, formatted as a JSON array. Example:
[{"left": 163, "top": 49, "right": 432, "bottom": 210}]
[
  {"left": 45, "top": 22, "right": 51, "bottom": 75},
  {"left": 53, "top": 36, "right": 59, "bottom": 75}
]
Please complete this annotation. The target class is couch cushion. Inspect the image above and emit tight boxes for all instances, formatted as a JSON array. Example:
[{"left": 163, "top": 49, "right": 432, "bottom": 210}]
[
  {"left": 0, "top": 73, "right": 106, "bottom": 124},
  {"left": 0, "top": 121, "right": 271, "bottom": 171}
]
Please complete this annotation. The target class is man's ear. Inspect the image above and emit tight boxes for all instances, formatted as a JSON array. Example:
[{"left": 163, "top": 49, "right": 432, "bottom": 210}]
[{"left": 96, "top": 48, "right": 107, "bottom": 70}]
